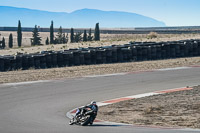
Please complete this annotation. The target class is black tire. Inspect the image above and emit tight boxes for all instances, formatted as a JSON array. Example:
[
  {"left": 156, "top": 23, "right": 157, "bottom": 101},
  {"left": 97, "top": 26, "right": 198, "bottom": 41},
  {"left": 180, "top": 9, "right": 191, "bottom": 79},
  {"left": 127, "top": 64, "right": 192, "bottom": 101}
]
[
  {"left": 69, "top": 117, "right": 76, "bottom": 125},
  {"left": 69, "top": 120, "right": 74, "bottom": 125},
  {"left": 80, "top": 116, "right": 92, "bottom": 126}
]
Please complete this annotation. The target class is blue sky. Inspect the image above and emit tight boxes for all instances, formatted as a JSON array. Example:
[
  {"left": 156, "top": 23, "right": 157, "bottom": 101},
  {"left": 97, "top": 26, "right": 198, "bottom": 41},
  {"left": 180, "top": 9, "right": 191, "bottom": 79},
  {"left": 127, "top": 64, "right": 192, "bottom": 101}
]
[{"left": 0, "top": 0, "right": 199, "bottom": 26}]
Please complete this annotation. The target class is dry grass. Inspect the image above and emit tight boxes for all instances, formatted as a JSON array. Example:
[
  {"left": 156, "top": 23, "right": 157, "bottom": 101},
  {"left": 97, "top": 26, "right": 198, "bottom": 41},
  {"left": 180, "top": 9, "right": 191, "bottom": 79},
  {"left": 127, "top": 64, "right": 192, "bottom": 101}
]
[{"left": 147, "top": 32, "right": 158, "bottom": 39}]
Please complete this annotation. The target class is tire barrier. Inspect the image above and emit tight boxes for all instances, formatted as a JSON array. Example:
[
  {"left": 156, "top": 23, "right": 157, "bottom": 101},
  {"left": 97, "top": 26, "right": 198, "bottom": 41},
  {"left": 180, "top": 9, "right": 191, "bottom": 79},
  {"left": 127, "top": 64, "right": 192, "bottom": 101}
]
[
  {"left": 0, "top": 56, "right": 5, "bottom": 71},
  {"left": 33, "top": 55, "right": 41, "bottom": 69},
  {"left": 16, "top": 55, "right": 22, "bottom": 70},
  {"left": 45, "top": 53, "right": 52, "bottom": 68},
  {"left": 0, "top": 39, "right": 200, "bottom": 72}
]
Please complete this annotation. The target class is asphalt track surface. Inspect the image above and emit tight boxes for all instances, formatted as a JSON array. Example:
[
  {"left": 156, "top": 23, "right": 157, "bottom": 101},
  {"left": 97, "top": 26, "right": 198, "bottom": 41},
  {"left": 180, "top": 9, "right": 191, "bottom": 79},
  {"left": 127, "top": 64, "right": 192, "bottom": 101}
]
[{"left": 0, "top": 67, "right": 200, "bottom": 133}]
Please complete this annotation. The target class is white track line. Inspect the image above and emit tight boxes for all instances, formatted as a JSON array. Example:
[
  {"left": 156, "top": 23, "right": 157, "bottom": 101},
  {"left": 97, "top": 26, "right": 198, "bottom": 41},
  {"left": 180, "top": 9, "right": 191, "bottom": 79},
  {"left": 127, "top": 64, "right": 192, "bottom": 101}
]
[
  {"left": 0, "top": 80, "right": 51, "bottom": 86},
  {"left": 156, "top": 67, "right": 191, "bottom": 71},
  {"left": 84, "top": 73, "right": 126, "bottom": 78}
]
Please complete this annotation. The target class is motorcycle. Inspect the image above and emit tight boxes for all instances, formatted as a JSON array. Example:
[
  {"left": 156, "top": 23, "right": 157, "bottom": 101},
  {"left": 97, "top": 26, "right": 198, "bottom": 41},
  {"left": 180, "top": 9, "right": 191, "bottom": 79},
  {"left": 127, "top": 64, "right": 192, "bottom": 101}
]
[{"left": 69, "top": 107, "right": 95, "bottom": 126}]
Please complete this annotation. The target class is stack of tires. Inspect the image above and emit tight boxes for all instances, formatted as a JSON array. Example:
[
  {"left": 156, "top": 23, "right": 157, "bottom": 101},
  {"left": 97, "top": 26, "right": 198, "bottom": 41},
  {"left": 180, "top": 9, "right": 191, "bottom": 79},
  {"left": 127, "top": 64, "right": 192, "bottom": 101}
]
[
  {"left": 82, "top": 51, "right": 91, "bottom": 65},
  {"left": 111, "top": 47, "right": 118, "bottom": 63},
  {"left": 161, "top": 44, "right": 167, "bottom": 59},
  {"left": 62, "top": 52, "right": 69, "bottom": 66},
  {"left": 105, "top": 48, "right": 112, "bottom": 63},
  {"left": 90, "top": 49, "right": 97, "bottom": 64},
  {"left": 156, "top": 45, "right": 162, "bottom": 59},
  {"left": 33, "top": 54, "right": 41, "bottom": 69},
  {"left": 141, "top": 46, "right": 148, "bottom": 61},
  {"left": 68, "top": 51, "right": 74, "bottom": 66},
  {"left": 193, "top": 41, "right": 199, "bottom": 56},
  {"left": 40, "top": 54, "right": 46, "bottom": 69},
  {"left": 179, "top": 43, "right": 185, "bottom": 57},
  {"left": 16, "top": 55, "right": 23, "bottom": 70},
  {"left": 188, "top": 41, "right": 194, "bottom": 57},
  {"left": 151, "top": 45, "right": 157, "bottom": 60},
  {"left": 116, "top": 46, "right": 123, "bottom": 62},
  {"left": 4, "top": 55, "right": 15, "bottom": 71},
  {"left": 57, "top": 52, "right": 64, "bottom": 67},
  {"left": 132, "top": 46, "right": 137, "bottom": 61},
  {"left": 170, "top": 44, "right": 176, "bottom": 58},
  {"left": 96, "top": 49, "right": 104, "bottom": 64},
  {"left": 198, "top": 41, "right": 200, "bottom": 56},
  {"left": 0, "top": 56, "right": 5, "bottom": 71},
  {"left": 45, "top": 53, "right": 52, "bottom": 68}
]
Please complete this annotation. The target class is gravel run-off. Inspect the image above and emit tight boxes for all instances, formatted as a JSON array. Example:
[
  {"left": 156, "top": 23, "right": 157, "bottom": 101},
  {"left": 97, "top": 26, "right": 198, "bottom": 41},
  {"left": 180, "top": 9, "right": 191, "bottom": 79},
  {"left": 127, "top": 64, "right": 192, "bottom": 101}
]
[{"left": 97, "top": 85, "right": 200, "bottom": 129}]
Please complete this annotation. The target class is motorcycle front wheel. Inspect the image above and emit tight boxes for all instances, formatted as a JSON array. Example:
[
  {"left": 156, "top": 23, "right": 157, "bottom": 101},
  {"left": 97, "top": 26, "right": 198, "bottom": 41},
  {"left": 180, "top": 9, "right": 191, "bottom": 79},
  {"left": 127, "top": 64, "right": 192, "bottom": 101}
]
[{"left": 69, "top": 117, "right": 76, "bottom": 125}]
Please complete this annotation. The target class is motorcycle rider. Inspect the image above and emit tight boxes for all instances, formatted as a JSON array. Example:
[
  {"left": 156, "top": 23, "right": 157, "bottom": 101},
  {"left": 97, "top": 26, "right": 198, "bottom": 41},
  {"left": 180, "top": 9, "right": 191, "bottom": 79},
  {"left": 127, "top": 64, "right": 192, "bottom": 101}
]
[
  {"left": 85, "top": 101, "right": 98, "bottom": 125},
  {"left": 74, "top": 101, "right": 98, "bottom": 125}
]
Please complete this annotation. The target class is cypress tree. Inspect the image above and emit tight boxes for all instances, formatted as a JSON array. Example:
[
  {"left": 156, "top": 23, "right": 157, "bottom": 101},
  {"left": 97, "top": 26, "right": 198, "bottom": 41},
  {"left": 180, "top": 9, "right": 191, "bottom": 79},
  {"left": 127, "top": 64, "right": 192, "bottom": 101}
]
[
  {"left": 2, "top": 37, "right": 5, "bottom": 49},
  {"left": 50, "top": 21, "right": 54, "bottom": 44},
  {"left": 70, "top": 28, "right": 74, "bottom": 43},
  {"left": 45, "top": 37, "right": 49, "bottom": 45},
  {"left": 83, "top": 30, "right": 87, "bottom": 42},
  {"left": 56, "top": 26, "right": 63, "bottom": 44},
  {"left": 31, "top": 25, "right": 41, "bottom": 46},
  {"left": 74, "top": 32, "right": 82, "bottom": 43},
  {"left": 9, "top": 33, "right": 13, "bottom": 48},
  {"left": 54, "top": 27, "right": 68, "bottom": 44},
  {"left": 87, "top": 28, "right": 93, "bottom": 41},
  {"left": 94, "top": 23, "right": 100, "bottom": 41},
  {"left": 62, "top": 33, "right": 68, "bottom": 44},
  {"left": 17, "top": 20, "right": 22, "bottom": 47}
]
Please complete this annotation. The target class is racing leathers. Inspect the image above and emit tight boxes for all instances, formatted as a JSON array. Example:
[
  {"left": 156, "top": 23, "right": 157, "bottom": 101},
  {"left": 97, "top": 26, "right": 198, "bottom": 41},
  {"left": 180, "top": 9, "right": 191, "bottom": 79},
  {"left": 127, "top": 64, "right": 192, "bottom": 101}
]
[{"left": 85, "top": 103, "right": 98, "bottom": 125}]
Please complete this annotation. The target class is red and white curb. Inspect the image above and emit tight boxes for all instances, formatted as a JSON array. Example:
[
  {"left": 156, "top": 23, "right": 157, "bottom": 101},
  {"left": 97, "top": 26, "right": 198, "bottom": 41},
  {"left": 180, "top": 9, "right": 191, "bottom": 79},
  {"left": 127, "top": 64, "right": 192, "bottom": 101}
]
[{"left": 66, "top": 86, "right": 200, "bottom": 131}]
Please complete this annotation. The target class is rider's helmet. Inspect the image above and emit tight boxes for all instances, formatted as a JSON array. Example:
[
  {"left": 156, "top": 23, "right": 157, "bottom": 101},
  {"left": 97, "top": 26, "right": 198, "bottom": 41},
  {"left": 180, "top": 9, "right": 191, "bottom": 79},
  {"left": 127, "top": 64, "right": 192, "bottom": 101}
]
[{"left": 91, "top": 101, "right": 96, "bottom": 105}]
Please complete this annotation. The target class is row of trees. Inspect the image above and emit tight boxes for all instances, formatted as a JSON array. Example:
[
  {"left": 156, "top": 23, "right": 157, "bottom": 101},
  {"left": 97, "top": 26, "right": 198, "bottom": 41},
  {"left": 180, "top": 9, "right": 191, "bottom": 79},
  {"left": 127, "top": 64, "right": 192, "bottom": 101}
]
[
  {"left": 49, "top": 21, "right": 100, "bottom": 45},
  {"left": 0, "top": 20, "right": 22, "bottom": 49},
  {"left": 0, "top": 34, "right": 13, "bottom": 49},
  {"left": 32, "top": 21, "right": 100, "bottom": 46},
  {"left": 0, "top": 20, "right": 100, "bottom": 49},
  {"left": 48, "top": 22, "right": 69, "bottom": 45},
  {"left": 69, "top": 28, "right": 93, "bottom": 43}
]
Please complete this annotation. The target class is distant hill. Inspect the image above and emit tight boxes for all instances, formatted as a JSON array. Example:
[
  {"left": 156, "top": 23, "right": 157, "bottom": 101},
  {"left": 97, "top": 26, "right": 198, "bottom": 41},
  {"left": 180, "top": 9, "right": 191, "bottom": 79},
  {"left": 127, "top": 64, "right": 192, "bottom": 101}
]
[{"left": 0, "top": 6, "right": 166, "bottom": 28}]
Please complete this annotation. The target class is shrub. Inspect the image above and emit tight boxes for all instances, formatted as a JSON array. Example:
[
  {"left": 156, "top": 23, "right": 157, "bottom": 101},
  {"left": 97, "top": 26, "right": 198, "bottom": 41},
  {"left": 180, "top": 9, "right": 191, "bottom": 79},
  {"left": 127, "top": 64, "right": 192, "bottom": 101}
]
[{"left": 147, "top": 32, "right": 158, "bottom": 39}]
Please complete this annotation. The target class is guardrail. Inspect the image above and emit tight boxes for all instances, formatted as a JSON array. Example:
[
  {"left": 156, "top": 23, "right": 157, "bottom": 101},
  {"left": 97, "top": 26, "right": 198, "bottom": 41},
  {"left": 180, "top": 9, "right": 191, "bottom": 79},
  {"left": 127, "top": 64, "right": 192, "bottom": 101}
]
[{"left": 0, "top": 39, "right": 200, "bottom": 72}]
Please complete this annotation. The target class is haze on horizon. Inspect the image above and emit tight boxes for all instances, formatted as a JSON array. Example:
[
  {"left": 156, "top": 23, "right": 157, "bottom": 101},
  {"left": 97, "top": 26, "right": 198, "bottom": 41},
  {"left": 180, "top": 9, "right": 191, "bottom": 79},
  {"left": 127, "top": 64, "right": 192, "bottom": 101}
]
[{"left": 0, "top": 0, "right": 200, "bottom": 27}]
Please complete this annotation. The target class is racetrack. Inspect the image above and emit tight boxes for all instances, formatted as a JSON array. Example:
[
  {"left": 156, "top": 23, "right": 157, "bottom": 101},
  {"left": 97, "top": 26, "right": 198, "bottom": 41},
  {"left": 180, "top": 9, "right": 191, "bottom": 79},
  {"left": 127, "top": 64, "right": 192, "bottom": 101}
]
[{"left": 0, "top": 67, "right": 200, "bottom": 133}]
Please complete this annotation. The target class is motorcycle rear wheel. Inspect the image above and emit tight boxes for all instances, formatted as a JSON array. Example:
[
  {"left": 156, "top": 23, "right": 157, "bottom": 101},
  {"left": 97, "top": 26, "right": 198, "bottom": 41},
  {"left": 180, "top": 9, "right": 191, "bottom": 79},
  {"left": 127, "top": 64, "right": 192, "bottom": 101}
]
[{"left": 80, "top": 116, "right": 91, "bottom": 126}]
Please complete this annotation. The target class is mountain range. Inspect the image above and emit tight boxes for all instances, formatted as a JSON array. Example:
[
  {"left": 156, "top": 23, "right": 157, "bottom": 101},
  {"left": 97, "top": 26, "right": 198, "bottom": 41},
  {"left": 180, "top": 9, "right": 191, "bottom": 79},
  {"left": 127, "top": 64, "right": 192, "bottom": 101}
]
[{"left": 0, "top": 6, "right": 166, "bottom": 28}]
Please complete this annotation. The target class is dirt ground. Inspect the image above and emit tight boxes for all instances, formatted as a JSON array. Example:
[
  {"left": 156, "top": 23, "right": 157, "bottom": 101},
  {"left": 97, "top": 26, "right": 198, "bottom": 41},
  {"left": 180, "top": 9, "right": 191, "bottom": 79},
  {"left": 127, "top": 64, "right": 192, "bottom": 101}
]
[
  {"left": 97, "top": 85, "right": 200, "bottom": 129},
  {"left": 1, "top": 32, "right": 200, "bottom": 55},
  {"left": 0, "top": 56, "right": 200, "bottom": 84}
]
